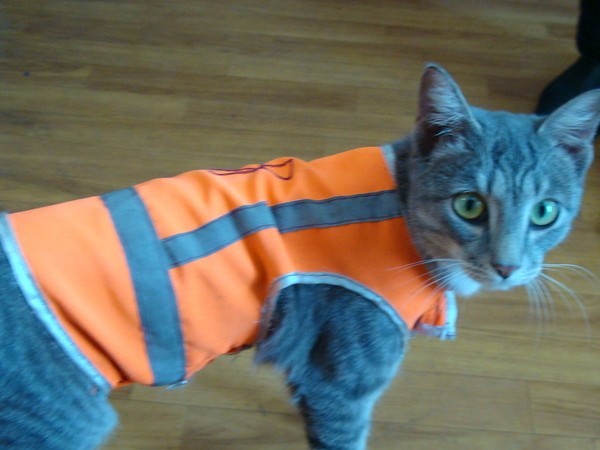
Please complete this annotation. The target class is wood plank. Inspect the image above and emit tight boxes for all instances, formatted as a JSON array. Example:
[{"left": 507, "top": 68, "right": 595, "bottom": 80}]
[
  {"left": 105, "top": 399, "right": 186, "bottom": 449},
  {"left": 406, "top": 330, "right": 599, "bottom": 385},
  {"left": 529, "top": 381, "right": 600, "bottom": 438},
  {"left": 375, "top": 371, "right": 532, "bottom": 433},
  {"left": 368, "top": 424, "right": 595, "bottom": 450}
]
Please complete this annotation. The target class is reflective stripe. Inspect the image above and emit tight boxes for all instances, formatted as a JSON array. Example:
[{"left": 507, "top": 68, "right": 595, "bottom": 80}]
[
  {"left": 0, "top": 213, "right": 111, "bottom": 391},
  {"left": 165, "top": 189, "right": 402, "bottom": 268},
  {"left": 273, "top": 190, "right": 401, "bottom": 233},
  {"left": 163, "top": 202, "right": 276, "bottom": 268},
  {"left": 102, "top": 188, "right": 185, "bottom": 385}
]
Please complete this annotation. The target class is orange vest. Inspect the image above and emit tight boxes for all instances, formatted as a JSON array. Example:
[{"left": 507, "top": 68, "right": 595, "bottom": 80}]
[{"left": 1, "top": 147, "right": 455, "bottom": 389}]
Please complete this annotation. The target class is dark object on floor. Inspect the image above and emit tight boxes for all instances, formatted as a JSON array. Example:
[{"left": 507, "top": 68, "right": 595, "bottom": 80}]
[{"left": 536, "top": 57, "right": 600, "bottom": 115}]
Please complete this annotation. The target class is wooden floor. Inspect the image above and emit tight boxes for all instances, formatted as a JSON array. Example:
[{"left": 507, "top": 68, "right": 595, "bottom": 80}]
[{"left": 1, "top": 1, "right": 598, "bottom": 448}]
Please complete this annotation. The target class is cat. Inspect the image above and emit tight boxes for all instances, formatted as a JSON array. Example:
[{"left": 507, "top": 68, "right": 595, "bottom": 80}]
[{"left": 0, "top": 64, "right": 598, "bottom": 450}]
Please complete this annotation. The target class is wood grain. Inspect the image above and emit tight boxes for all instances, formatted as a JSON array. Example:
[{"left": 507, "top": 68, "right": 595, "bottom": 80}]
[{"left": 0, "top": 0, "right": 597, "bottom": 448}]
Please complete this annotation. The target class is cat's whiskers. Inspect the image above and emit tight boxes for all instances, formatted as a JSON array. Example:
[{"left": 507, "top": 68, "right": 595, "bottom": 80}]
[
  {"left": 542, "top": 263, "right": 598, "bottom": 283},
  {"left": 525, "top": 282, "right": 543, "bottom": 335},
  {"left": 525, "top": 277, "right": 556, "bottom": 338},
  {"left": 537, "top": 278, "right": 556, "bottom": 325},
  {"left": 539, "top": 273, "right": 591, "bottom": 337},
  {"left": 525, "top": 265, "right": 593, "bottom": 339},
  {"left": 461, "top": 264, "right": 492, "bottom": 282},
  {"left": 385, "top": 259, "right": 464, "bottom": 291},
  {"left": 406, "top": 262, "right": 467, "bottom": 300},
  {"left": 385, "top": 258, "right": 457, "bottom": 273},
  {"left": 413, "top": 267, "right": 475, "bottom": 315}
]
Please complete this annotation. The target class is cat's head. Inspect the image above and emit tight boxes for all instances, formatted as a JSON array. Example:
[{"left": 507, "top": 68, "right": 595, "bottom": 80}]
[{"left": 405, "top": 64, "right": 600, "bottom": 296}]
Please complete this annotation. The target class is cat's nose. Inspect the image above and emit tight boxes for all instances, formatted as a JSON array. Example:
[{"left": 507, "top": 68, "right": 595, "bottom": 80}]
[{"left": 492, "top": 264, "right": 519, "bottom": 279}]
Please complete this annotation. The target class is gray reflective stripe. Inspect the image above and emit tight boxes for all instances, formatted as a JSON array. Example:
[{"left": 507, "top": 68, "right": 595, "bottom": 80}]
[
  {"left": 165, "top": 189, "right": 402, "bottom": 268},
  {"left": 163, "top": 202, "right": 276, "bottom": 268},
  {"left": 102, "top": 188, "right": 185, "bottom": 386},
  {"left": 0, "top": 213, "right": 111, "bottom": 391},
  {"left": 273, "top": 190, "right": 401, "bottom": 232}
]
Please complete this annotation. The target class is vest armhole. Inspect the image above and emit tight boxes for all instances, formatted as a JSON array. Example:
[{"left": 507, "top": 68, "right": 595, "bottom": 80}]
[{"left": 259, "top": 272, "right": 410, "bottom": 343}]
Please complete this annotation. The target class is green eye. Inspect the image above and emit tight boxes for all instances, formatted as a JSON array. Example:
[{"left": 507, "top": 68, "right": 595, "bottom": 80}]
[
  {"left": 531, "top": 199, "right": 559, "bottom": 227},
  {"left": 453, "top": 193, "right": 487, "bottom": 222}
]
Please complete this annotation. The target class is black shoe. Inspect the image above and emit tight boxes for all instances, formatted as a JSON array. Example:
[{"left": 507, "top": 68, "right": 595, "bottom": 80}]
[{"left": 536, "top": 57, "right": 600, "bottom": 115}]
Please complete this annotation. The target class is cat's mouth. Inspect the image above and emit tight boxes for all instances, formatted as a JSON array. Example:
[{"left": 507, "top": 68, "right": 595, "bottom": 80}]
[
  {"left": 417, "top": 235, "right": 537, "bottom": 295},
  {"left": 431, "top": 259, "right": 536, "bottom": 296}
]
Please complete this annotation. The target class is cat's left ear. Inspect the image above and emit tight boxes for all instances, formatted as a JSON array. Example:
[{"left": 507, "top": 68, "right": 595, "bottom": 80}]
[{"left": 538, "top": 89, "right": 600, "bottom": 171}]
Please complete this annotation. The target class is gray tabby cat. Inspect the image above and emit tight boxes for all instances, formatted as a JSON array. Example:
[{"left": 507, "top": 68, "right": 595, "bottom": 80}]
[
  {"left": 259, "top": 65, "right": 600, "bottom": 449},
  {"left": 1, "top": 64, "right": 599, "bottom": 450}
]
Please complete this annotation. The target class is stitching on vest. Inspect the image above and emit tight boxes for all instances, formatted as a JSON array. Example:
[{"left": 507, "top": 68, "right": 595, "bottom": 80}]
[{"left": 207, "top": 159, "right": 295, "bottom": 180}]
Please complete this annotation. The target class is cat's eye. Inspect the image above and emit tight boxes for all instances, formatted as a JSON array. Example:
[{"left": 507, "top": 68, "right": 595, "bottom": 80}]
[
  {"left": 530, "top": 199, "right": 559, "bottom": 227},
  {"left": 452, "top": 193, "right": 487, "bottom": 222}
]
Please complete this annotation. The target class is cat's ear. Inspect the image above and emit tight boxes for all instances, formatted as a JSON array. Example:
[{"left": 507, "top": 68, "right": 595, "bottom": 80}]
[
  {"left": 414, "top": 64, "right": 480, "bottom": 151},
  {"left": 537, "top": 89, "right": 600, "bottom": 171}
]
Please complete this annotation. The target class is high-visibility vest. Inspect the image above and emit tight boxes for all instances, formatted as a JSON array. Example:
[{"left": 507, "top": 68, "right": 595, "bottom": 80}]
[{"left": 2, "top": 146, "right": 455, "bottom": 389}]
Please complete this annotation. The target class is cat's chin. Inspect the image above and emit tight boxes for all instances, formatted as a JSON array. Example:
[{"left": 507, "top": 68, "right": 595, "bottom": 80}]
[
  {"left": 429, "top": 260, "right": 483, "bottom": 297},
  {"left": 448, "top": 276, "right": 482, "bottom": 297}
]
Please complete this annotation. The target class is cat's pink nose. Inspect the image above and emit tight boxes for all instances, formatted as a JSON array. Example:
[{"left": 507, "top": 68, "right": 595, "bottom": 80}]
[{"left": 493, "top": 264, "right": 519, "bottom": 279}]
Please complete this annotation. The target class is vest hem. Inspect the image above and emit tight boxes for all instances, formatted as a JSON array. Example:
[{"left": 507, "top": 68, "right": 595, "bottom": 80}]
[
  {"left": 0, "top": 213, "right": 111, "bottom": 392},
  {"left": 413, "top": 291, "right": 458, "bottom": 340}
]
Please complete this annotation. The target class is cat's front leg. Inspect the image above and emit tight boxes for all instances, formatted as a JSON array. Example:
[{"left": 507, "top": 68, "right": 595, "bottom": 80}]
[{"left": 256, "top": 283, "right": 406, "bottom": 450}]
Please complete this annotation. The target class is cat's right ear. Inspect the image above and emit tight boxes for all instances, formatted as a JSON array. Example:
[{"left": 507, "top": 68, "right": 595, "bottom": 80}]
[{"left": 414, "top": 64, "right": 479, "bottom": 153}]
